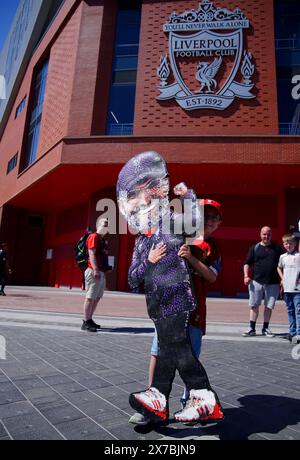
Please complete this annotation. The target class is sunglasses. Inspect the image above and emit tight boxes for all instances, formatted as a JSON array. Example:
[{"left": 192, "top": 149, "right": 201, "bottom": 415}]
[{"left": 127, "top": 178, "right": 165, "bottom": 200}]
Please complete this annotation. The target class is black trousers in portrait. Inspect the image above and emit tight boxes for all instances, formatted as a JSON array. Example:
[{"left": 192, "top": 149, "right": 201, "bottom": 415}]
[
  {"left": 151, "top": 311, "right": 211, "bottom": 400},
  {"left": 0, "top": 271, "right": 6, "bottom": 293}
]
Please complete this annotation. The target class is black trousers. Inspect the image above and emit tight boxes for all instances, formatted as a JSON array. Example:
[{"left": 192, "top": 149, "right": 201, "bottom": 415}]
[
  {"left": 0, "top": 272, "right": 6, "bottom": 292},
  {"left": 151, "top": 311, "right": 211, "bottom": 400}
]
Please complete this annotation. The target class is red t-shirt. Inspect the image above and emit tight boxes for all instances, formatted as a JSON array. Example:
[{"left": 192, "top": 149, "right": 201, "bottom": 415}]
[
  {"left": 189, "top": 237, "right": 222, "bottom": 334},
  {"left": 86, "top": 233, "right": 109, "bottom": 271}
]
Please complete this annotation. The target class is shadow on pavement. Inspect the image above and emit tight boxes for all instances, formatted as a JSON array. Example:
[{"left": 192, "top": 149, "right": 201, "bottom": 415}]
[
  {"left": 100, "top": 326, "right": 154, "bottom": 334},
  {"left": 2, "top": 294, "right": 34, "bottom": 298},
  {"left": 134, "top": 395, "right": 300, "bottom": 440}
]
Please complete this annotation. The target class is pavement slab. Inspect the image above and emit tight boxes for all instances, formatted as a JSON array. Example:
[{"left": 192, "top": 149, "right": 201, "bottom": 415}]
[{"left": 0, "top": 287, "right": 299, "bottom": 440}]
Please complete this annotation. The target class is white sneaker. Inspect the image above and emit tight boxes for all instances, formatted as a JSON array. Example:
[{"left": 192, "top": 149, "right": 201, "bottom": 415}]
[
  {"left": 174, "top": 389, "right": 224, "bottom": 423},
  {"left": 128, "top": 412, "right": 150, "bottom": 425},
  {"left": 130, "top": 387, "right": 168, "bottom": 421},
  {"left": 262, "top": 328, "right": 275, "bottom": 337}
]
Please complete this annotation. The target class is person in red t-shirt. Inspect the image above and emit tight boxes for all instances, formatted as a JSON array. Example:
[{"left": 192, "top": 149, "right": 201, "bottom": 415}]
[
  {"left": 81, "top": 217, "right": 111, "bottom": 332},
  {"left": 129, "top": 199, "right": 223, "bottom": 425},
  {"left": 185, "top": 199, "right": 222, "bottom": 338}
]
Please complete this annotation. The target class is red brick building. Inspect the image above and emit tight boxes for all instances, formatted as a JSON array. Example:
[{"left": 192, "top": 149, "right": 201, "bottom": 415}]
[{"left": 0, "top": 0, "right": 299, "bottom": 296}]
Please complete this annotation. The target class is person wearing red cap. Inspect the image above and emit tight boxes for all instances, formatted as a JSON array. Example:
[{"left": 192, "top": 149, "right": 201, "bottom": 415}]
[
  {"left": 185, "top": 199, "right": 223, "bottom": 340},
  {"left": 129, "top": 198, "right": 223, "bottom": 426},
  {"left": 178, "top": 199, "right": 223, "bottom": 415}
]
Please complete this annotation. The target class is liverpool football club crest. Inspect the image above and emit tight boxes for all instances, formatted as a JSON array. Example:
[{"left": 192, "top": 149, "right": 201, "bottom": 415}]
[{"left": 157, "top": 0, "right": 255, "bottom": 110}]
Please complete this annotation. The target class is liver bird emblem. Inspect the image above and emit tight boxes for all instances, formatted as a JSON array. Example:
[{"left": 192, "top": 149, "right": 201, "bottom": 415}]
[{"left": 195, "top": 57, "right": 222, "bottom": 93}]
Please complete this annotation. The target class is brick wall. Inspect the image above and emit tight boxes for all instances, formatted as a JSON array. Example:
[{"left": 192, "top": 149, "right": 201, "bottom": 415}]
[
  {"left": 38, "top": 3, "right": 82, "bottom": 155},
  {"left": 0, "top": 0, "right": 79, "bottom": 208}
]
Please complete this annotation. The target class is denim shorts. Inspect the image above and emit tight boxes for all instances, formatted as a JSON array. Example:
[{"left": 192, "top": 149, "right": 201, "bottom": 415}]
[{"left": 150, "top": 324, "right": 203, "bottom": 359}]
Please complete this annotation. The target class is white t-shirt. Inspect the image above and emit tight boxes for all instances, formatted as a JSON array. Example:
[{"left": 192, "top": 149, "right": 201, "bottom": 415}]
[{"left": 278, "top": 251, "right": 300, "bottom": 293}]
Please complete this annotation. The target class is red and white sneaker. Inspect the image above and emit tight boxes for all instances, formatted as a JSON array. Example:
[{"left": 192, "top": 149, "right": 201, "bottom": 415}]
[
  {"left": 129, "top": 387, "right": 168, "bottom": 422},
  {"left": 174, "top": 389, "right": 224, "bottom": 425}
]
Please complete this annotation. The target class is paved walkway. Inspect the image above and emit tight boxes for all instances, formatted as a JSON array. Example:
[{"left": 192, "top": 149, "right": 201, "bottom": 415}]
[
  {"left": 0, "top": 287, "right": 299, "bottom": 440},
  {"left": 0, "top": 285, "right": 289, "bottom": 324}
]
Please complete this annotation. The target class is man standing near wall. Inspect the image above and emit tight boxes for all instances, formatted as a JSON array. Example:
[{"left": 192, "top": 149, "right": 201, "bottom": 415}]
[
  {"left": 242, "top": 226, "right": 283, "bottom": 337},
  {"left": 81, "top": 218, "right": 111, "bottom": 332}
]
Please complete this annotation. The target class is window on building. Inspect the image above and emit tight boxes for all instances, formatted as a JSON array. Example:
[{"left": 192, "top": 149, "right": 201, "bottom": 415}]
[
  {"left": 274, "top": 0, "right": 300, "bottom": 134},
  {"left": 6, "top": 153, "right": 18, "bottom": 174},
  {"left": 22, "top": 59, "right": 49, "bottom": 169},
  {"left": 15, "top": 96, "right": 26, "bottom": 118},
  {"left": 33, "top": 0, "right": 65, "bottom": 54},
  {"left": 106, "top": 1, "right": 141, "bottom": 135}
]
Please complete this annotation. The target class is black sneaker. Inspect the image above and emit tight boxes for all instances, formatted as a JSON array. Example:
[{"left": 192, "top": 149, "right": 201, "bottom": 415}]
[
  {"left": 0, "top": 291, "right": 6, "bottom": 296},
  {"left": 262, "top": 328, "right": 275, "bottom": 337},
  {"left": 81, "top": 320, "right": 97, "bottom": 332},
  {"left": 89, "top": 319, "right": 101, "bottom": 330},
  {"left": 242, "top": 329, "right": 256, "bottom": 337}
]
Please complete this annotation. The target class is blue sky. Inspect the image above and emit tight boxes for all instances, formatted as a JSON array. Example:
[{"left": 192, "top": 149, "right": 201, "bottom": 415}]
[{"left": 0, "top": 0, "right": 21, "bottom": 53}]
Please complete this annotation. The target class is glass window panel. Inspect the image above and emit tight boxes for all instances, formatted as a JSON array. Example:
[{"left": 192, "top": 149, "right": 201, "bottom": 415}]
[
  {"left": 105, "top": 4, "right": 141, "bottom": 135},
  {"left": 15, "top": 101, "right": 23, "bottom": 118},
  {"left": 117, "top": 9, "right": 141, "bottom": 25},
  {"left": 35, "top": 71, "right": 42, "bottom": 86},
  {"left": 113, "top": 70, "right": 137, "bottom": 83},
  {"left": 116, "top": 44, "right": 139, "bottom": 56},
  {"left": 107, "top": 84, "right": 136, "bottom": 124},
  {"left": 114, "top": 56, "right": 138, "bottom": 70},
  {"left": 7, "top": 153, "right": 18, "bottom": 174},
  {"left": 275, "top": 0, "right": 300, "bottom": 38},
  {"left": 30, "top": 83, "right": 41, "bottom": 116},
  {"left": 24, "top": 131, "right": 34, "bottom": 168},
  {"left": 276, "top": 65, "right": 293, "bottom": 79},
  {"left": 114, "top": 9, "right": 141, "bottom": 45},
  {"left": 277, "top": 79, "right": 295, "bottom": 122},
  {"left": 30, "top": 123, "right": 41, "bottom": 164},
  {"left": 22, "top": 60, "right": 48, "bottom": 169},
  {"left": 106, "top": 123, "right": 133, "bottom": 135},
  {"left": 275, "top": 0, "right": 300, "bottom": 134},
  {"left": 115, "top": 24, "right": 141, "bottom": 46},
  {"left": 30, "top": 61, "right": 49, "bottom": 123}
]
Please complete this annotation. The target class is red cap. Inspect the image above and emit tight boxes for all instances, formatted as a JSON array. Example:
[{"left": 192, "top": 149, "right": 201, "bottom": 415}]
[{"left": 199, "top": 199, "right": 222, "bottom": 218}]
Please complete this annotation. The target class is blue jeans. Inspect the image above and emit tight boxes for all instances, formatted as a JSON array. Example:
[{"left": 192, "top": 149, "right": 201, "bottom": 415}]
[
  {"left": 284, "top": 293, "right": 300, "bottom": 336},
  {"left": 151, "top": 325, "right": 203, "bottom": 357},
  {"left": 150, "top": 324, "right": 203, "bottom": 403}
]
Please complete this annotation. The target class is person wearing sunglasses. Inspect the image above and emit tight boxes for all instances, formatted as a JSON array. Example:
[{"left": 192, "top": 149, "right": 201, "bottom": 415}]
[{"left": 118, "top": 151, "right": 224, "bottom": 426}]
